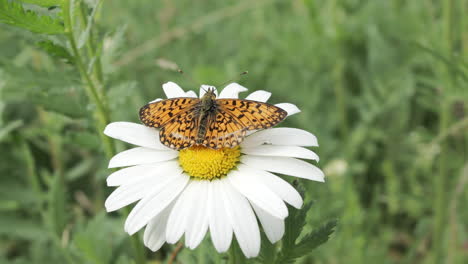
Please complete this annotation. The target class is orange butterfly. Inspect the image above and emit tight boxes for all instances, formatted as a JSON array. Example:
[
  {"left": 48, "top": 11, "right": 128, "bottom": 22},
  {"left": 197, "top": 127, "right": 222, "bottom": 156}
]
[{"left": 139, "top": 87, "right": 287, "bottom": 150}]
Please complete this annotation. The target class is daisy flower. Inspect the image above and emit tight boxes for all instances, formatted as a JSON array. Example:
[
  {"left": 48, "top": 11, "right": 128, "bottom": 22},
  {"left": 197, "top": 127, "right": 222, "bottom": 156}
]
[{"left": 104, "top": 82, "right": 324, "bottom": 258}]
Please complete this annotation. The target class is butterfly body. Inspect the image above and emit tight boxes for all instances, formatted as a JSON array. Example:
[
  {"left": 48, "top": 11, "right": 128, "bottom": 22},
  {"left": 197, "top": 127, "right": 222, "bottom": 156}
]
[
  {"left": 139, "top": 87, "right": 287, "bottom": 150},
  {"left": 196, "top": 89, "right": 217, "bottom": 143}
]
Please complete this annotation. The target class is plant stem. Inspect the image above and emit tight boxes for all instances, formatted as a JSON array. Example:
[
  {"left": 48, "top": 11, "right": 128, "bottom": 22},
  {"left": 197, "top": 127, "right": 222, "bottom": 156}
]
[
  {"left": 433, "top": 0, "right": 455, "bottom": 262},
  {"left": 19, "top": 139, "right": 42, "bottom": 196},
  {"left": 433, "top": 101, "right": 450, "bottom": 263},
  {"left": 78, "top": 0, "right": 104, "bottom": 85},
  {"left": 124, "top": 206, "right": 147, "bottom": 264},
  {"left": 62, "top": 1, "right": 145, "bottom": 264},
  {"left": 63, "top": 0, "right": 114, "bottom": 159}
]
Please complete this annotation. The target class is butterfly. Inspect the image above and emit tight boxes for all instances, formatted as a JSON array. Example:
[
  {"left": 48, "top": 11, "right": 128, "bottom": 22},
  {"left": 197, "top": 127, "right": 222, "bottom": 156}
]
[{"left": 139, "top": 87, "right": 287, "bottom": 150}]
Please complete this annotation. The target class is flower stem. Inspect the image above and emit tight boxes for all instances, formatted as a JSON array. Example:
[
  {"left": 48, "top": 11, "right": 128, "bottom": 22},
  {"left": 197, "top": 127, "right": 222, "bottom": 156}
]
[
  {"left": 77, "top": 0, "right": 104, "bottom": 85},
  {"left": 433, "top": 0, "right": 455, "bottom": 262},
  {"left": 433, "top": 101, "right": 450, "bottom": 263},
  {"left": 63, "top": 0, "right": 115, "bottom": 160},
  {"left": 62, "top": 1, "right": 145, "bottom": 264}
]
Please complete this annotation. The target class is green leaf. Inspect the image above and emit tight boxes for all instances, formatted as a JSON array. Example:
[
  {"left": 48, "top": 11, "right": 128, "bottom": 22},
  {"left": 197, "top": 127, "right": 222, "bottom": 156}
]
[
  {"left": 72, "top": 213, "right": 127, "bottom": 264},
  {"left": 17, "top": 0, "right": 62, "bottom": 7},
  {"left": 0, "top": 0, "right": 64, "bottom": 34},
  {"left": 282, "top": 202, "right": 313, "bottom": 252},
  {"left": 1, "top": 64, "right": 87, "bottom": 118},
  {"left": 293, "top": 219, "right": 338, "bottom": 257},
  {"left": 275, "top": 203, "right": 337, "bottom": 264},
  {"left": 0, "top": 119, "right": 23, "bottom": 141},
  {"left": 37, "top": 40, "right": 74, "bottom": 64},
  {"left": 256, "top": 232, "right": 277, "bottom": 263},
  {"left": 178, "top": 236, "right": 226, "bottom": 264},
  {"left": 77, "top": 0, "right": 102, "bottom": 49},
  {"left": 47, "top": 171, "right": 67, "bottom": 237},
  {"left": 0, "top": 214, "right": 48, "bottom": 240}
]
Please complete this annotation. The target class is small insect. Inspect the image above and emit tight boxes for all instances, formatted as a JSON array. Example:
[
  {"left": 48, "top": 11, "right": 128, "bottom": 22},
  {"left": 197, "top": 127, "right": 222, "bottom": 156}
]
[{"left": 139, "top": 87, "right": 287, "bottom": 150}]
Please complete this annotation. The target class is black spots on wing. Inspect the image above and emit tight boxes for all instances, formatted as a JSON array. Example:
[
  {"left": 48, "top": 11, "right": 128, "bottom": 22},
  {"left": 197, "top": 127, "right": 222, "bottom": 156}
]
[{"left": 141, "top": 98, "right": 288, "bottom": 150}]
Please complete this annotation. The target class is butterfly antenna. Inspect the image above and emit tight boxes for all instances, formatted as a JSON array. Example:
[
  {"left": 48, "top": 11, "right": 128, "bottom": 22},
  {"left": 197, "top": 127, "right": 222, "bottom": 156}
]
[
  {"left": 216, "top": 71, "right": 248, "bottom": 88},
  {"left": 177, "top": 69, "right": 199, "bottom": 86}
]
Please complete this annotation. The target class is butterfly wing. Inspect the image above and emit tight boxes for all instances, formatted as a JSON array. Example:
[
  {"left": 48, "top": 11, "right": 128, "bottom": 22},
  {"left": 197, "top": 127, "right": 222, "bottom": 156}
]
[
  {"left": 139, "top": 97, "right": 201, "bottom": 149},
  {"left": 139, "top": 97, "right": 200, "bottom": 127},
  {"left": 200, "top": 99, "right": 288, "bottom": 149},
  {"left": 216, "top": 99, "right": 288, "bottom": 130},
  {"left": 159, "top": 108, "right": 200, "bottom": 149},
  {"left": 201, "top": 109, "right": 248, "bottom": 149}
]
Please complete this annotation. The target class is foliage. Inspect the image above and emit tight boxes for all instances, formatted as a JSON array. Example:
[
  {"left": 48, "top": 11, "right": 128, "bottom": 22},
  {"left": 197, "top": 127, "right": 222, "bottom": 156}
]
[
  {"left": 1, "top": 0, "right": 468, "bottom": 263},
  {"left": 0, "top": 0, "right": 64, "bottom": 34}
]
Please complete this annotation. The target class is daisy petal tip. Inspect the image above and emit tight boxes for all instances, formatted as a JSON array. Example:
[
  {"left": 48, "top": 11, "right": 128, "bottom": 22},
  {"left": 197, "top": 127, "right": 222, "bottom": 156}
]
[
  {"left": 149, "top": 98, "right": 162, "bottom": 103},
  {"left": 147, "top": 245, "right": 161, "bottom": 252},
  {"left": 316, "top": 174, "right": 326, "bottom": 183},
  {"left": 245, "top": 90, "right": 272, "bottom": 102},
  {"left": 126, "top": 226, "right": 140, "bottom": 236},
  {"left": 103, "top": 203, "right": 115, "bottom": 213},
  {"left": 162, "top": 82, "right": 185, "bottom": 98},
  {"left": 186, "top": 90, "right": 197, "bottom": 98},
  {"left": 103, "top": 124, "right": 112, "bottom": 136},
  {"left": 103, "top": 122, "right": 129, "bottom": 138},
  {"left": 107, "top": 159, "right": 119, "bottom": 169},
  {"left": 276, "top": 103, "right": 301, "bottom": 116},
  {"left": 218, "top": 83, "right": 248, "bottom": 99},
  {"left": 292, "top": 201, "right": 303, "bottom": 209}
]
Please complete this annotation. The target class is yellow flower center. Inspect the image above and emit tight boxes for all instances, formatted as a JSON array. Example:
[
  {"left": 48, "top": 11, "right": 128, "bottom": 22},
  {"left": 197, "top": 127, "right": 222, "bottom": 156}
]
[{"left": 178, "top": 146, "right": 241, "bottom": 180}]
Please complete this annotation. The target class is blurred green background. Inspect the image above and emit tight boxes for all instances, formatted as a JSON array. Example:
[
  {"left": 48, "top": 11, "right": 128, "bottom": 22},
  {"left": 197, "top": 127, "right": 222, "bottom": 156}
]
[{"left": 1, "top": 0, "right": 467, "bottom": 263}]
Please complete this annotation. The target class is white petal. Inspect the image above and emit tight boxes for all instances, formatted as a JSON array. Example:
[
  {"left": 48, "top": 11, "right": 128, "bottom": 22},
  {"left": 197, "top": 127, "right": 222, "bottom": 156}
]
[
  {"left": 241, "top": 127, "right": 318, "bottom": 148},
  {"left": 241, "top": 155, "right": 325, "bottom": 182},
  {"left": 228, "top": 169, "right": 288, "bottom": 219},
  {"left": 125, "top": 173, "right": 189, "bottom": 235},
  {"left": 251, "top": 204, "right": 284, "bottom": 243},
  {"left": 208, "top": 180, "right": 233, "bottom": 253},
  {"left": 185, "top": 181, "right": 209, "bottom": 249},
  {"left": 105, "top": 181, "right": 151, "bottom": 212},
  {"left": 186, "top": 90, "right": 197, "bottom": 98},
  {"left": 106, "top": 160, "right": 180, "bottom": 187},
  {"left": 163, "top": 82, "right": 185, "bottom": 98},
  {"left": 199, "top": 85, "right": 217, "bottom": 98},
  {"left": 220, "top": 179, "right": 260, "bottom": 258},
  {"left": 143, "top": 204, "right": 172, "bottom": 251},
  {"left": 218, "top": 83, "right": 248, "bottom": 99},
  {"left": 108, "top": 147, "right": 178, "bottom": 168},
  {"left": 104, "top": 122, "right": 168, "bottom": 150},
  {"left": 149, "top": 98, "right": 162, "bottom": 103},
  {"left": 275, "top": 103, "right": 300, "bottom": 116},
  {"left": 105, "top": 166, "right": 181, "bottom": 212},
  {"left": 245, "top": 90, "right": 271, "bottom": 102},
  {"left": 241, "top": 145, "right": 319, "bottom": 161},
  {"left": 237, "top": 164, "right": 303, "bottom": 208},
  {"left": 165, "top": 179, "right": 197, "bottom": 244}
]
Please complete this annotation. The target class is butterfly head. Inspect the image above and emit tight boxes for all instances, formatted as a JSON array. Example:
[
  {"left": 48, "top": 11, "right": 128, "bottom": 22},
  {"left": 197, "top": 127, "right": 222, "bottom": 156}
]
[
  {"left": 200, "top": 86, "right": 217, "bottom": 111},
  {"left": 201, "top": 86, "right": 217, "bottom": 100}
]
